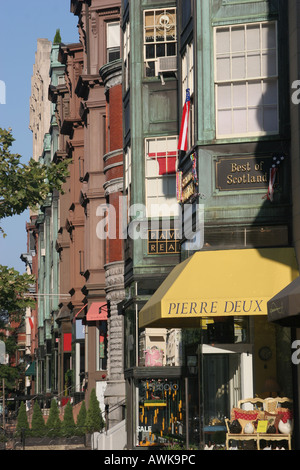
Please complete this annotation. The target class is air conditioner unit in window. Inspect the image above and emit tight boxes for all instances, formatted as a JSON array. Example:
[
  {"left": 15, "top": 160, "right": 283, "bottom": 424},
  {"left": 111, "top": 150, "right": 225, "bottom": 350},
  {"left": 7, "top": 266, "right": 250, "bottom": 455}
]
[{"left": 156, "top": 56, "right": 177, "bottom": 84}]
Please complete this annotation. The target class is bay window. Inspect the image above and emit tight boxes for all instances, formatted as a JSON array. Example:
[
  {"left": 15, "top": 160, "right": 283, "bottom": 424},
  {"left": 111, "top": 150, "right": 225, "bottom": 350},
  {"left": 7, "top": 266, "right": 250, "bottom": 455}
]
[
  {"left": 215, "top": 22, "right": 278, "bottom": 138},
  {"left": 145, "top": 136, "right": 179, "bottom": 217}
]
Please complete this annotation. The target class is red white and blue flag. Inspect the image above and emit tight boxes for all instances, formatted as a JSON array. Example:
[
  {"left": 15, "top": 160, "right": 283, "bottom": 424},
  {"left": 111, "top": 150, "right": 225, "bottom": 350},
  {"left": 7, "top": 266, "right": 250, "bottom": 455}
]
[
  {"left": 178, "top": 88, "right": 190, "bottom": 152},
  {"left": 266, "top": 154, "right": 285, "bottom": 202}
]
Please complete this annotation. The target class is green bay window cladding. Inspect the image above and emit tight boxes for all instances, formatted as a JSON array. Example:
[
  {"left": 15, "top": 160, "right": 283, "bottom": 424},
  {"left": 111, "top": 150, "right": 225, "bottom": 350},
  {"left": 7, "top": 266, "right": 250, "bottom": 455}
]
[
  {"left": 215, "top": 21, "right": 278, "bottom": 138},
  {"left": 144, "top": 8, "right": 177, "bottom": 78}
]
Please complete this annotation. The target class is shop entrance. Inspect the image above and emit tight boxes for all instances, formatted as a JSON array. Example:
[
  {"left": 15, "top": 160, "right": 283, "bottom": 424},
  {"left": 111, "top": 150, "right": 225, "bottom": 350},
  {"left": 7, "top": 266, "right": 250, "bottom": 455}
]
[
  {"left": 203, "top": 353, "right": 240, "bottom": 429},
  {"left": 187, "top": 350, "right": 242, "bottom": 446}
]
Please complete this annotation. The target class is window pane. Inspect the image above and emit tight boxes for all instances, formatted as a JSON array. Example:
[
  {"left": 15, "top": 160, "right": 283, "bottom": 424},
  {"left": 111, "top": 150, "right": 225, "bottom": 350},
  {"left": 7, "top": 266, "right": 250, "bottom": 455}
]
[
  {"left": 167, "top": 42, "right": 176, "bottom": 56},
  {"left": 146, "top": 44, "right": 155, "bottom": 59},
  {"left": 262, "top": 23, "right": 276, "bottom": 49},
  {"left": 262, "top": 50, "right": 277, "bottom": 76},
  {"left": 147, "top": 180, "right": 157, "bottom": 197},
  {"left": 247, "top": 53, "right": 261, "bottom": 78},
  {"left": 146, "top": 159, "right": 159, "bottom": 177},
  {"left": 217, "top": 57, "right": 230, "bottom": 81},
  {"left": 107, "top": 23, "right": 120, "bottom": 48},
  {"left": 233, "top": 109, "right": 247, "bottom": 134},
  {"left": 156, "top": 178, "right": 165, "bottom": 196},
  {"left": 216, "top": 28, "right": 230, "bottom": 54},
  {"left": 248, "top": 107, "right": 263, "bottom": 132},
  {"left": 218, "top": 110, "right": 232, "bottom": 135},
  {"left": 263, "top": 106, "right": 278, "bottom": 132},
  {"left": 218, "top": 84, "right": 232, "bottom": 108},
  {"left": 248, "top": 81, "right": 262, "bottom": 106},
  {"left": 145, "top": 61, "right": 155, "bottom": 77},
  {"left": 262, "top": 81, "right": 277, "bottom": 105},
  {"left": 156, "top": 43, "right": 165, "bottom": 57},
  {"left": 166, "top": 155, "right": 176, "bottom": 174},
  {"left": 247, "top": 24, "right": 260, "bottom": 50},
  {"left": 145, "top": 27, "right": 155, "bottom": 42},
  {"left": 145, "top": 11, "right": 154, "bottom": 27},
  {"left": 233, "top": 83, "right": 246, "bottom": 108},
  {"left": 231, "top": 27, "right": 245, "bottom": 53},
  {"left": 232, "top": 54, "right": 246, "bottom": 79},
  {"left": 167, "top": 176, "right": 176, "bottom": 196}
]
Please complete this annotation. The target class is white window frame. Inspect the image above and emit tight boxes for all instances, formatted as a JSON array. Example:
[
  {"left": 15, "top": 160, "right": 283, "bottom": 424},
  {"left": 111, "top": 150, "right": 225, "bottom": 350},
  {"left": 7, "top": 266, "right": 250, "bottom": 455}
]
[
  {"left": 123, "top": 21, "right": 130, "bottom": 91},
  {"left": 145, "top": 136, "right": 179, "bottom": 218},
  {"left": 125, "top": 146, "right": 132, "bottom": 191},
  {"left": 214, "top": 21, "right": 278, "bottom": 139},
  {"left": 107, "top": 21, "right": 121, "bottom": 63},
  {"left": 143, "top": 8, "right": 177, "bottom": 78}
]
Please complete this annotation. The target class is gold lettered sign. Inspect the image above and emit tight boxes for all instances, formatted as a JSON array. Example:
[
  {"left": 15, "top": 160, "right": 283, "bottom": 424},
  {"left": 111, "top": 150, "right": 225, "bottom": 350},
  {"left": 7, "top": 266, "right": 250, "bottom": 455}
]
[
  {"left": 215, "top": 156, "right": 275, "bottom": 191},
  {"left": 148, "top": 229, "right": 180, "bottom": 254}
]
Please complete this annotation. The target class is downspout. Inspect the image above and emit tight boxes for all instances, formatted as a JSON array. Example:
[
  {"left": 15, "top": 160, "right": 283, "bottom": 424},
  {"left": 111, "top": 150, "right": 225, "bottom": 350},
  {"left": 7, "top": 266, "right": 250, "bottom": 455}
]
[{"left": 85, "top": 1, "right": 90, "bottom": 75}]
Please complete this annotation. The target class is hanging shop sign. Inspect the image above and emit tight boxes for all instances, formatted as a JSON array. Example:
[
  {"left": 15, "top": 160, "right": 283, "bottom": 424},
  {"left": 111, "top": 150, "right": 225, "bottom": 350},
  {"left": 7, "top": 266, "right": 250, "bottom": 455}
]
[
  {"left": 215, "top": 155, "right": 279, "bottom": 191},
  {"left": 177, "top": 151, "right": 198, "bottom": 203},
  {"left": 148, "top": 229, "right": 180, "bottom": 254}
]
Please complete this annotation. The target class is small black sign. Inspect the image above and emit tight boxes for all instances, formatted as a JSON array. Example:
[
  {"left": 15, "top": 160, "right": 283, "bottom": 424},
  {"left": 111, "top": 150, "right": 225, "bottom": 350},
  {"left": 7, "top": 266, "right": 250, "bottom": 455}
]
[{"left": 148, "top": 229, "right": 180, "bottom": 254}]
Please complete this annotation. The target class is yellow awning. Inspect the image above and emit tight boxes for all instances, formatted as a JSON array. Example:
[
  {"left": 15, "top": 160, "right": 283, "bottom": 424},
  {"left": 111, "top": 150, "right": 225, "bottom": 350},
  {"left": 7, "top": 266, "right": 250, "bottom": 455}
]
[{"left": 139, "top": 248, "right": 299, "bottom": 328}]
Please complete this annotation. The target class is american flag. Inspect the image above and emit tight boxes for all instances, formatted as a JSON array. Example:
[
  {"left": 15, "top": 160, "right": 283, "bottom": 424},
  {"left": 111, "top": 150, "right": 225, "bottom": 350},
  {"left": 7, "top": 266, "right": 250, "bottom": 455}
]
[
  {"left": 178, "top": 88, "right": 190, "bottom": 152},
  {"left": 266, "top": 154, "right": 285, "bottom": 202}
]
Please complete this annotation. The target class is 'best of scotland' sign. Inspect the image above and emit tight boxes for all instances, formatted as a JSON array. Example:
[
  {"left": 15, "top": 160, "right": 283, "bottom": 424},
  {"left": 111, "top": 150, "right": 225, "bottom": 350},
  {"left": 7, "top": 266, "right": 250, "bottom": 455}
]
[{"left": 215, "top": 155, "right": 275, "bottom": 191}]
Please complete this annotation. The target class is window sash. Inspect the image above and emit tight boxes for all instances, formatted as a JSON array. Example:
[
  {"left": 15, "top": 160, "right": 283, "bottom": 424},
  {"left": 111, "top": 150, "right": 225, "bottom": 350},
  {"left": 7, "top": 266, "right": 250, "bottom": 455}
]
[
  {"left": 145, "top": 137, "right": 179, "bottom": 217},
  {"left": 215, "top": 22, "right": 278, "bottom": 138},
  {"left": 107, "top": 22, "right": 120, "bottom": 63},
  {"left": 123, "top": 22, "right": 130, "bottom": 90},
  {"left": 143, "top": 8, "right": 177, "bottom": 77}
]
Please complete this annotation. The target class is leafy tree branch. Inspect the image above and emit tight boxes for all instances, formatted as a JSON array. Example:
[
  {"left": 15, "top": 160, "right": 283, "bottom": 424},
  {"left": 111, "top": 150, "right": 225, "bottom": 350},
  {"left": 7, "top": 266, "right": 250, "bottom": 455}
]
[{"left": 0, "top": 127, "right": 70, "bottom": 224}]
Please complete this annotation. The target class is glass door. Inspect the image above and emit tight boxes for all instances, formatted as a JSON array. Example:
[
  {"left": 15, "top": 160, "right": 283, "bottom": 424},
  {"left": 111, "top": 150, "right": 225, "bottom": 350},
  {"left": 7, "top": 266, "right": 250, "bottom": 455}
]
[{"left": 203, "top": 353, "right": 241, "bottom": 427}]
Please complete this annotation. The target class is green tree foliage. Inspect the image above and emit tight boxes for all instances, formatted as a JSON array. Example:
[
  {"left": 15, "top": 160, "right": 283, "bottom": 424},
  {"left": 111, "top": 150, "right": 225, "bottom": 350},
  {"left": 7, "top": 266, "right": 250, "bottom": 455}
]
[
  {"left": 0, "top": 128, "right": 70, "bottom": 225},
  {"left": 0, "top": 266, "right": 34, "bottom": 320},
  {"left": 46, "top": 399, "right": 61, "bottom": 437},
  {"left": 53, "top": 28, "right": 62, "bottom": 44},
  {"left": 0, "top": 128, "right": 70, "bottom": 388},
  {"left": 16, "top": 401, "right": 30, "bottom": 436},
  {"left": 31, "top": 401, "right": 46, "bottom": 437},
  {"left": 76, "top": 400, "right": 87, "bottom": 436},
  {"left": 62, "top": 401, "right": 76, "bottom": 437},
  {"left": 0, "top": 266, "right": 35, "bottom": 388},
  {"left": 85, "top": 388, "right": 105, "bottom": 433}
]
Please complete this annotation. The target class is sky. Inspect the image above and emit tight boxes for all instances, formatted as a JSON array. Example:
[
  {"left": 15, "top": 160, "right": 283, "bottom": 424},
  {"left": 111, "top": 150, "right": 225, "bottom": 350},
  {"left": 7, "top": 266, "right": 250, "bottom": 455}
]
[{"left": 0, "top": 0, "right": 79, "bottom": 273}]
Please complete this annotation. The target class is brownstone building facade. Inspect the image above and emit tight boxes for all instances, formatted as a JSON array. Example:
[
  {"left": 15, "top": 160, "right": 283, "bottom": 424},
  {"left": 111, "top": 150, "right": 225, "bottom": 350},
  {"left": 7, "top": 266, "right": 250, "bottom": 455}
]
[
  {"left": 71, "top": 0, "right": 124, "bottom": 422},
  {"left": 51, "top": 41, "right": 86, "bottom": 398},
  {"left": 25, "top": 1, "right": 124, "bottom": 434}
]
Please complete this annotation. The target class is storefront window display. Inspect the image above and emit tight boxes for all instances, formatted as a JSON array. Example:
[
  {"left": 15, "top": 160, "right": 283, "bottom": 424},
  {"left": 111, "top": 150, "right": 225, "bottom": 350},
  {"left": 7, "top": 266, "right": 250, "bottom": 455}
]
[
  {"left": 137, "top": 378, "right": 183, "bottom": 447},
  {"left": 133, "top": 319, "right": 251, "bottom": 447},
  {"left": 96, "top": 320, "right": 107, "bottom": 371},
  {"left": 125, "top": 306, "right": 137, "bottom": 369}
]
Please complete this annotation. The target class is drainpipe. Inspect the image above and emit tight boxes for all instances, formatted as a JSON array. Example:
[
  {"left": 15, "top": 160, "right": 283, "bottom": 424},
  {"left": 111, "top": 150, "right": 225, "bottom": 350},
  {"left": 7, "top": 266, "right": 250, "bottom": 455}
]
[{"left": 85, "top": 2, "right": 90, "bottom": 75}]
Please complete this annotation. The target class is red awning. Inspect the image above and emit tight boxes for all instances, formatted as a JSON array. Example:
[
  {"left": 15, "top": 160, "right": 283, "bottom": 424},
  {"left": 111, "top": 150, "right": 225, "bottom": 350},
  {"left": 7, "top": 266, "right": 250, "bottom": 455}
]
[
  {"left": 73, "top": 303, "right": 88, "bottom": 323},
  {"left": 86, "top": 302, "right": 108, "bottom": 321}
]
